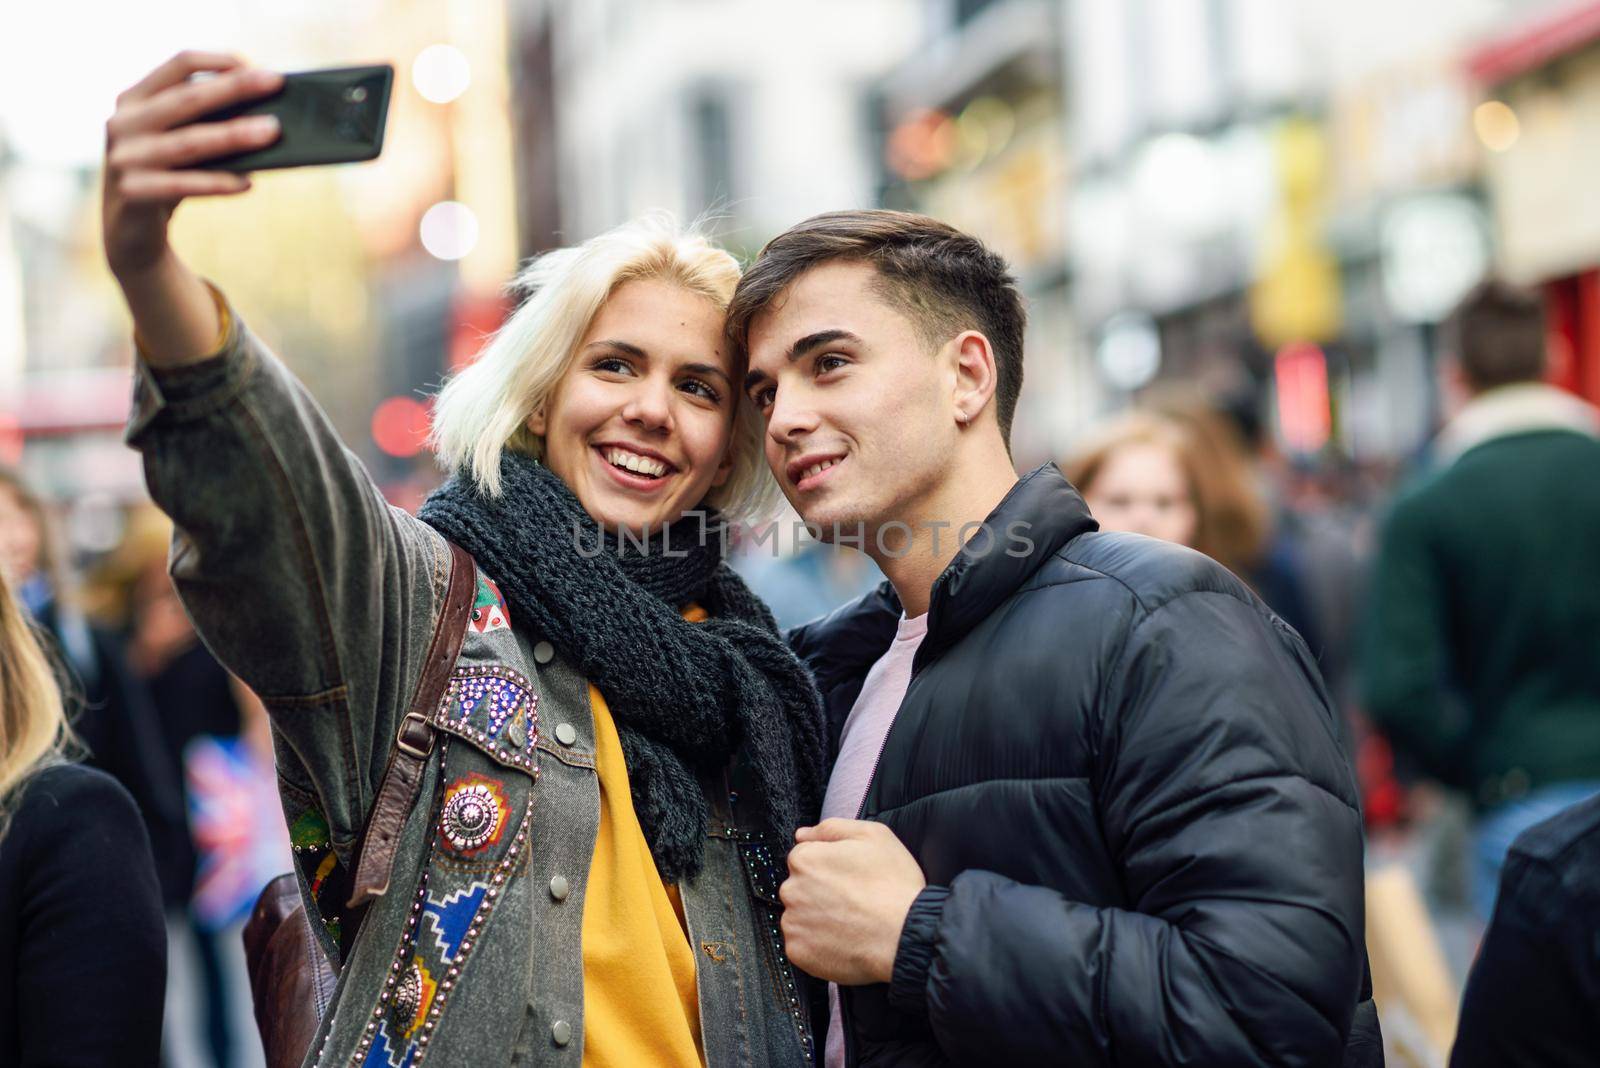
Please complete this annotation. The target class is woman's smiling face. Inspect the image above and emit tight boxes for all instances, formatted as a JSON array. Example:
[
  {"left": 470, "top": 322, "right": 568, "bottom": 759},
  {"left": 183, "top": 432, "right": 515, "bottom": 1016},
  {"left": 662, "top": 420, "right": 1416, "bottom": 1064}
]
[{"left": 528, "top": 278, "right": 737, "bottom": 535}]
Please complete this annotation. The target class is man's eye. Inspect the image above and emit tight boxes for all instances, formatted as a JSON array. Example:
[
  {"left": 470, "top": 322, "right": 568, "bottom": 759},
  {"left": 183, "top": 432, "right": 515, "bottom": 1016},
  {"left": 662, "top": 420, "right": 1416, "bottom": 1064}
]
[
  {"left": 750, "top": 387, "right": 775, "bottom": 410},
  {"left": 816, "top": 354, "right": 848, "bottom": 374}
]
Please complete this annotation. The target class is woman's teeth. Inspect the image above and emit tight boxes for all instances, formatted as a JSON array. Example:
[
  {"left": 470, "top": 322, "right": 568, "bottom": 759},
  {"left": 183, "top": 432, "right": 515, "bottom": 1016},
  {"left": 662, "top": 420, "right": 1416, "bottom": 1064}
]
[
  {"left": 802, "top": 459, "right": 841, "bottom": 480},
  {"left": 604, "top": 447, "right": 668, "bottom": 478}
]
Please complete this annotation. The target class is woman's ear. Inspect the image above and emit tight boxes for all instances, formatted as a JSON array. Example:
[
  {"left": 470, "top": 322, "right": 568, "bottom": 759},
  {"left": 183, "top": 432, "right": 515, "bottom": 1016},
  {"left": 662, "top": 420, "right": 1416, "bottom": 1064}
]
[
  {"left": 526, "top": 405, "right": 547, "bottom": 436},
  {"left": 711, "top": 443, "right": 735, "bottom": 488}
]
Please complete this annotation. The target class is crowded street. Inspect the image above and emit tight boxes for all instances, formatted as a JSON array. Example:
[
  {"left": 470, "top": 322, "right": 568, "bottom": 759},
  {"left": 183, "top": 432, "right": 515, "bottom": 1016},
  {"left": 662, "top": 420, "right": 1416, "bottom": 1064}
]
[{"left": 3, "top": 2, "right": 1600, "bottom": 1066}]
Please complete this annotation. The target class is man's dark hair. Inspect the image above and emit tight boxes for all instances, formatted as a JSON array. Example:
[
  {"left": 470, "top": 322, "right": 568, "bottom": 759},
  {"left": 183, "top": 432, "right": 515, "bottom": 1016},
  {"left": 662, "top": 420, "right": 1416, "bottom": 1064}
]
[
  {"left": 726, "top": 210, "right": 1027, "bottom": 447},
  {"left": 1443, "top": 279, "right": 1548, "bottom": 391}
]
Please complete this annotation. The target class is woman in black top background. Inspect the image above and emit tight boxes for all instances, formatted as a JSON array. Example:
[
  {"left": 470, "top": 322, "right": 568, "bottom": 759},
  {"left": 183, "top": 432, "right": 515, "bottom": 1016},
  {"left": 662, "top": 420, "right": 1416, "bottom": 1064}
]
[{"left": 0, "top": 559, "right": 166, "bottom": 1066}]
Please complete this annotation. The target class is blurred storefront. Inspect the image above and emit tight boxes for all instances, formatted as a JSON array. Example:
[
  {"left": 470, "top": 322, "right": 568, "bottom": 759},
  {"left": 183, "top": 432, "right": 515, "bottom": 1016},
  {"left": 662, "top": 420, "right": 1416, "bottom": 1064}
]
[
  {"left": 874, "top": 0, "right": 1084, "bottom": 466},
  {"left": 1324, "top": 52, "right": 1487, "bottom": 462},
  {"left": 1469, "top": 0, "right": 1600, "bottom": 408},
  {"left": 0, "top": 0, "right": 525, "bottom": 528},
  {"left": 1062, "top": 0, "right": 1316, "bottom": 457},
  {"left": 516, "top": 0, "right": 920, "bottom": 253}
]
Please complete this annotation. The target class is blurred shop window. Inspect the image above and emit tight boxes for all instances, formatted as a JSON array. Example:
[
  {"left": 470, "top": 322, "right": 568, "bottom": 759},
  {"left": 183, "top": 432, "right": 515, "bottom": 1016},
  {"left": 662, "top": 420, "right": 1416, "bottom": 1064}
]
[
  {"left": 689, "top": 87, "right": 737, "bottom": 218},
  {"left": 955, "top": 0, "right": 1003, "bottom": 28}
]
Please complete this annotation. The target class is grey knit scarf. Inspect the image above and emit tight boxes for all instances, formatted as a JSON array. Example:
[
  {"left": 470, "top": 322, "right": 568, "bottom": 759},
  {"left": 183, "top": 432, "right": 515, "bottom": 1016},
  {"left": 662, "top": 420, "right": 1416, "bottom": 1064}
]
[{"left": 419, "top": 452, "right": 825, "bottom": 881}]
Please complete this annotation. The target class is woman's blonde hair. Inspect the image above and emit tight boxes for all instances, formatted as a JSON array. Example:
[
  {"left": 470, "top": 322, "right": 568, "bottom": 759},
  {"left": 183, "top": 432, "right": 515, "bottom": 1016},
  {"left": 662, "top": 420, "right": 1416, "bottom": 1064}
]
[
  {"left": 1063, "top": 407, "right": 1270, "bottom": 577},
  {"left": 430, "top": 215, "right": 780, "bottom": 522},
  {"left": 0, "top": 565, "right": 71, "bottom": 836}
]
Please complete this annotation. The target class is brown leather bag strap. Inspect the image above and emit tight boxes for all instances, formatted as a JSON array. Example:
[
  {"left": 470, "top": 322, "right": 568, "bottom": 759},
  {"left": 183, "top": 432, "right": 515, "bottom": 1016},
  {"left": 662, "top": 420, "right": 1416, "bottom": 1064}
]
[{"left": 347, "top": 539, "right": 476, "bottom": 907}]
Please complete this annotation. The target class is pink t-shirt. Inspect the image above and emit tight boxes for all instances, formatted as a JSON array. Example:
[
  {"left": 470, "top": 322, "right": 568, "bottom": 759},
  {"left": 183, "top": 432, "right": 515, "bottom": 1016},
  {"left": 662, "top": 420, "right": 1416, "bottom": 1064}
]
[{"left": 819, "top": 611, "right": 929, "bottom": 1068}]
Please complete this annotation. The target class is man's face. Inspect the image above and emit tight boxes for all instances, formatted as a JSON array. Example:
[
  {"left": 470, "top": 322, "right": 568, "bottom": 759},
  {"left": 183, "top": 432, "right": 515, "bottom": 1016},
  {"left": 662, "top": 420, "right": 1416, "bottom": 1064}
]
[{"left": 744, "top": 261, "right": 958, "bottom": 539}]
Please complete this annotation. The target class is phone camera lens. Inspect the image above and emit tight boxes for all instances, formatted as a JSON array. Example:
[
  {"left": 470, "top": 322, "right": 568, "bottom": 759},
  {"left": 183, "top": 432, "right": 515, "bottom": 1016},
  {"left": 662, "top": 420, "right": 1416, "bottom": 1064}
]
[{"left": 345, "top": 86, "right": 369, "bottom": 103}]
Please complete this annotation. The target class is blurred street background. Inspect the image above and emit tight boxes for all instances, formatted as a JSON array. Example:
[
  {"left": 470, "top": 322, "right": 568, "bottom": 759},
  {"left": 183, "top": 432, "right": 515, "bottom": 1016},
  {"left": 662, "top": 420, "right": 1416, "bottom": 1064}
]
[{"left": 5, "top": 1, "right": 1600, "bottom": 1066}]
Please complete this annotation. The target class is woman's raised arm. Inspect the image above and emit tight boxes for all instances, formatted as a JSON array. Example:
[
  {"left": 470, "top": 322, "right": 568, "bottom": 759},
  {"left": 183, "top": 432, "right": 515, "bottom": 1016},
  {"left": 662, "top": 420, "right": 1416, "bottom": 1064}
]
[
  {"left": 105, "top": 53, "right": 450, "bottom": 851},
  {"left": 102, "top": 51, "right": 283, "bottom": 363}
]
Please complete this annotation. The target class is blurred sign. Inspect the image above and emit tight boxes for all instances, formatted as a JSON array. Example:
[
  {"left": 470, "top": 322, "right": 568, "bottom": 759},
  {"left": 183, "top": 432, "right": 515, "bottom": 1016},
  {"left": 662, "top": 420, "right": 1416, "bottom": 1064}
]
[
  {"left": 1274, "top": 341, "right": 1331, "bottom": 455},
  {"left": 1328, "top": 57, "right": 1477, "bottom": 203},
  {"left": 1482, "top": 46, "right": 1600, "bottom": 283},
  {"left": 1095, "top": 311, "right": 1162, "bottom": 391},
  {"left": 1250, "top": 118, "right": 1342, "bottom": 347},
  {"left": 1380, "top": 193, "right": 1490, "bottom": 324}
]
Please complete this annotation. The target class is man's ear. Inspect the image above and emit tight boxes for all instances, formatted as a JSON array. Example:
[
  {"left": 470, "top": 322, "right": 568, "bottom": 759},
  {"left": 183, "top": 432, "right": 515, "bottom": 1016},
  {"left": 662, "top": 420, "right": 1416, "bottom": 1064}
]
[{"left": 951, "top": 331, "right": 999, "bottom": 426}]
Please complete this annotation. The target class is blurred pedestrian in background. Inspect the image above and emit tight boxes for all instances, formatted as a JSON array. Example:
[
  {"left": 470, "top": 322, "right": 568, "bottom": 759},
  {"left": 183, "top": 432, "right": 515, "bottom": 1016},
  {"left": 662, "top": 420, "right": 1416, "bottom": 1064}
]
[
  {"left": 0, "top": 467, "right": 190, "bottom": 901},
  {"left": 92, "top": 505, "right": 259, "bottom": 1068},
  {"left": 1448, "top": 791, "right": 1600, "bottom": 1067},
  {"left": 0, "top": 549, "right": 166, "bottom": 1066},
  {"left": 1062, "top": 407, "right": 1322, "bottom": 654},
  {"left": 1362, "top": 280, "right": 1600, "bottom": 919}
]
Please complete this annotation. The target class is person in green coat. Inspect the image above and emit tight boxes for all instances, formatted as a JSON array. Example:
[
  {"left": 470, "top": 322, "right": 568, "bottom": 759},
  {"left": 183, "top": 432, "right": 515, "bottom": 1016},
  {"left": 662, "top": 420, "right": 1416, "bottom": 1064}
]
[{"left": 1363, "top": 279, "right": 1600, "bottom": 916}]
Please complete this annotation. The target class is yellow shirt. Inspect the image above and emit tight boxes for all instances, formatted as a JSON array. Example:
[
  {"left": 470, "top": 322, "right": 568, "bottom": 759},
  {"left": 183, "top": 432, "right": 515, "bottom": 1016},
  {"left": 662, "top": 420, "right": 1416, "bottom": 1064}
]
[{"left": 580, "top": 604, "right": 708, "bottom": 1067}]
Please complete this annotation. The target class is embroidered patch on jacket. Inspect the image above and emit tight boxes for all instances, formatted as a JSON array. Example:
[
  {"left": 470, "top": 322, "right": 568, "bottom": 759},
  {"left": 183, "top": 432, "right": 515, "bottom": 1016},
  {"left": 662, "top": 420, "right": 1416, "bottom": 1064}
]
[
  {"left": 347, "top": 738, "right": 534, "bottom": 1068},
  {"left": 393, "top": 958, "right": 437, "bottom": 1040},
  {"left": 438, "top": 775, "right": 509, "bottom": 857},
  {"left": 467, "top": 575, "right": 510, "bottom": 634},
  {"left": 430, "top": 665, "right": 540, "bottom": 774},
  {"left": 287, "top": 803, "right": 348, "bottom": 950}
]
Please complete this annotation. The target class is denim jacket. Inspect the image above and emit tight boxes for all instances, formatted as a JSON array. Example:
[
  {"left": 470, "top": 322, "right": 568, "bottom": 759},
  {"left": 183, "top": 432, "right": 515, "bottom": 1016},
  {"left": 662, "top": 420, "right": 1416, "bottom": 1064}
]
[{"left": 126, "top": 307, "right": 814, "bottom": 1067}]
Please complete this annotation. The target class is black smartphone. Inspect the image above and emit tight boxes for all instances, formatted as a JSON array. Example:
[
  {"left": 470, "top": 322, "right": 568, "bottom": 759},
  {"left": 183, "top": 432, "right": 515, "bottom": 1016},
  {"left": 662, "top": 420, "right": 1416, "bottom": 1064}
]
[{"left": 186, "top": 64, "right": 394, "bottom": 173}]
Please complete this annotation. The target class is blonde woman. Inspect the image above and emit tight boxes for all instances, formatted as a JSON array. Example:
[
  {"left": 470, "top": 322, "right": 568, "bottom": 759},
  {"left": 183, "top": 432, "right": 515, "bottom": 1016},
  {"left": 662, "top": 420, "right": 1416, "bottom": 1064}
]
[
  {"left": 104, "top": 52, "right": 822, "bottom": 1067},
  {"left": 0, "top": 567, "right": 166, "bottom": 1066}
]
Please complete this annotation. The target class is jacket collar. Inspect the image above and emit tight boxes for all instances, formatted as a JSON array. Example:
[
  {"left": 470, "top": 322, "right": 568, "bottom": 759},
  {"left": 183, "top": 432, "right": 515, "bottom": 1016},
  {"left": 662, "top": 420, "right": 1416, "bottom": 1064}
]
[
  {"left": 1436, "top": 382, "right": 1600, "bottom": 463},
  {"left": 916, "top": 462, "right": 1098, "bottom": 663}
]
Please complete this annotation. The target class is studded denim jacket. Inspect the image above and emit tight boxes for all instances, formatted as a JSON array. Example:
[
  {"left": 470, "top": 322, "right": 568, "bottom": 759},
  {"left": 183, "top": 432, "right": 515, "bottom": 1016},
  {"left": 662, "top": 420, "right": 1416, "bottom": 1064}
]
[{"left": 126, "top": 309, "right": 814, "bottom": 1068}]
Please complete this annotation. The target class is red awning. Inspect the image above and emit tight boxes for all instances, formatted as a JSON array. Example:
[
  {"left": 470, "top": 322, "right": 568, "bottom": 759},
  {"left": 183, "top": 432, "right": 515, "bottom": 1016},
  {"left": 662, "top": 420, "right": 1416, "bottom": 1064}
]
[{"left": 1468, "top": 1, "right": 1600, "bottom": 84}]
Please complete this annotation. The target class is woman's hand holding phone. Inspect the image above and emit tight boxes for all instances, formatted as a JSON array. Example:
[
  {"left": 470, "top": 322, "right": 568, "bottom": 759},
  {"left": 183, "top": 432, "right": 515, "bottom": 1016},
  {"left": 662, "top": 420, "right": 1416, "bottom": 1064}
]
[{"left": 102, "top": 51, "right": 283, "bottom": 364}]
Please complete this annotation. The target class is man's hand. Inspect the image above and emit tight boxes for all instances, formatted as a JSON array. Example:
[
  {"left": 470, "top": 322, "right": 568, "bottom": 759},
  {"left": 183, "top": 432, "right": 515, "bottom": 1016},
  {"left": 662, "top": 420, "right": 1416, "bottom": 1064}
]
[{"left": 779, "top": 819, "right": 926, "bottom": 985}]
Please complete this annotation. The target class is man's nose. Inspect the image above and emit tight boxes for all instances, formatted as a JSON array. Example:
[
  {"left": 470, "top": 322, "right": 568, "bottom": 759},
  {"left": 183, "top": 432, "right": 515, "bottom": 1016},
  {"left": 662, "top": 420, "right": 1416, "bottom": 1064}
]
[{"left": 767, "top": 388, "right": 819, "bottom": 444}]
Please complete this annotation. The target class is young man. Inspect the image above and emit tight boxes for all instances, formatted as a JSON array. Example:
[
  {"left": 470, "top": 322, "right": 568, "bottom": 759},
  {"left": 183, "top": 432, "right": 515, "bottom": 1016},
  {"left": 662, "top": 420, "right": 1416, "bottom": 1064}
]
[
  {"left": 727, "top": 211, "right": 1378, "bottom": 1067},
  {"left": 1363, "top": 279, "right": 1600, "bottom": 918}
]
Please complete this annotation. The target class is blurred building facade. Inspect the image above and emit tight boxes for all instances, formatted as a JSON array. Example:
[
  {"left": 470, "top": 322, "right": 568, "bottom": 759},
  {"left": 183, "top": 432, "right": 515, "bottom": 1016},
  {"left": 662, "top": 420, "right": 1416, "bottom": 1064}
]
[
  {"left": 510, "top": 0, "right": 921, "bottom": 257},
  {"left": 862, "top": 0, "right": 1593, "bottom": 468},
  {"left": 1470, "top": 2, "right": 1600, "bottom": 409}
]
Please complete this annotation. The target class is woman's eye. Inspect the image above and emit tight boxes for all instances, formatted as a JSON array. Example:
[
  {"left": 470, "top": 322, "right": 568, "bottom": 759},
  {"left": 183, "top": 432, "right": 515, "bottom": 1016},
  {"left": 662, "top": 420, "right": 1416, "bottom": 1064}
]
[
  {"left": 680, "top": 378, "right": 722, "bottom": 403},
  {"left": 594, "top": 357, "right": 633, "bottom": 375}
]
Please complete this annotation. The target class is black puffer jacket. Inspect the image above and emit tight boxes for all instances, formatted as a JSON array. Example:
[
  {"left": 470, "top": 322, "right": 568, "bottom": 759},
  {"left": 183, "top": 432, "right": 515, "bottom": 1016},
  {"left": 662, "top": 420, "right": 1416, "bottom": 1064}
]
[{"left": 790, "top": 464, "right": 1376, "bottom": 1067}]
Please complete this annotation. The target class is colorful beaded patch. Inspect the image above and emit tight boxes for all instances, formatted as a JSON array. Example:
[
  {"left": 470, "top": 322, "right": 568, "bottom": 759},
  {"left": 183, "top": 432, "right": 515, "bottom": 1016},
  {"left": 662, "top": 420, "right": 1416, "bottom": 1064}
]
[
  {"left": 468, "top": 575, "right": 510, "bottom": 634},
  {"left": 741, "top": 839, "right": 814, "bottom": 1060},
  {"left": 437, "top": 775, "right": 509, "bottom": 857},
  {"left": 286, "top": 801, "right": 349, "bottom": 955},
  {"left": 349, "top": 739, "right": 535, "bottom": 1068},
  {"left": 429, "top": 665, "right": 540, "bottom": 774}
]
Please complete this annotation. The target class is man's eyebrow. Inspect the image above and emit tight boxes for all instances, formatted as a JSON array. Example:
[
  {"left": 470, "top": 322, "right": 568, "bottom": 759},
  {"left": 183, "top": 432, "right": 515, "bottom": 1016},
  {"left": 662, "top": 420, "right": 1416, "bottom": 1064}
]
[
  {"left": 743, "top": 329, "right": 862, "bottom": 391},
  {"left": 584, "top": 339, "right": 648, "bottom": 360}
]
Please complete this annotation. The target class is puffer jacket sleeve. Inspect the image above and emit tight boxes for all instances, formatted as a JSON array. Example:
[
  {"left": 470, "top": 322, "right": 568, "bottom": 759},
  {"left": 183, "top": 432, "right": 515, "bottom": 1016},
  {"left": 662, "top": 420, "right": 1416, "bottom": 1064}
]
[{"left": 887, "top": 589, "right": 1366, "bottom": 1066}]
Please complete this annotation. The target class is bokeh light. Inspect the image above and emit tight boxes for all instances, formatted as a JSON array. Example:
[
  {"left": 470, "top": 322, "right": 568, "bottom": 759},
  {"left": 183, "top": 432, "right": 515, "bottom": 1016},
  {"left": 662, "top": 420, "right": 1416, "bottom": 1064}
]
[
  {"left": 419, "top": 201, "right": 480, "bottom": 261},
  {"left": 412, "top": 44, "right": 472, "bottom": 104},
  {"left": 1473, "top": 100, "right": 1520, "bottom": 152},
  {"left": 371, "top": 396, "right": 433, "bottom": 458}
]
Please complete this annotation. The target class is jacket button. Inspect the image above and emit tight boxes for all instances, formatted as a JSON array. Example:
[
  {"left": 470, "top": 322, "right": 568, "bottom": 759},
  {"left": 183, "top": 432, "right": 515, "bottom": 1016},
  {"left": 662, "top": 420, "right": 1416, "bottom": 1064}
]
[
  {"left": 551, "top": 1020, "right": 572, "bottom": 1047},
  {"left": 554, "top": 722, "right": 577, "bottom": 747},
  {"left": 534, "top": 641, "right": 555, "bottom": 664},
  {"left": 549, "top": 875, "right": 570, "bottom": 901}
]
